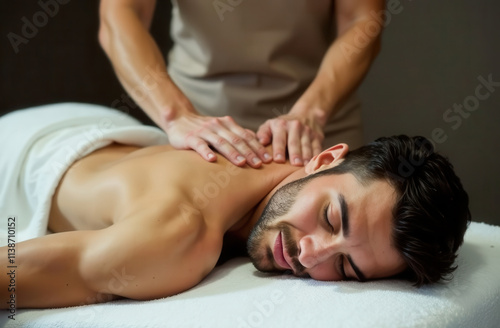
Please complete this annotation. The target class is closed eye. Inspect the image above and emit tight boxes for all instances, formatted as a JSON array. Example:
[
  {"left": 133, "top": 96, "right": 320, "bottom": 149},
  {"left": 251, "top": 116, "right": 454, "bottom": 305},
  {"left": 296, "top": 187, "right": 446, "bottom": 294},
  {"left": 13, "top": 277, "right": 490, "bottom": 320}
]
[
  {"left": 323, "top": 203, "right": 333, "bottom": 232},
  {"left": 341, "top": 256, "right": 347, "bottom": 279},
  {"left": 337, "top": 255, "right": 347, "bottom": 280}
]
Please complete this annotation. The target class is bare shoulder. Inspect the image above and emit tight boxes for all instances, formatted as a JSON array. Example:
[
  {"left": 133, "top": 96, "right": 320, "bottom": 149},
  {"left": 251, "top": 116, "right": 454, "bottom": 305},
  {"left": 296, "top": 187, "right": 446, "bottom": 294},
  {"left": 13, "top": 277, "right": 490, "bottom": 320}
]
[{"left": 80, "top": 199, "right": 223, "bottom": 301}]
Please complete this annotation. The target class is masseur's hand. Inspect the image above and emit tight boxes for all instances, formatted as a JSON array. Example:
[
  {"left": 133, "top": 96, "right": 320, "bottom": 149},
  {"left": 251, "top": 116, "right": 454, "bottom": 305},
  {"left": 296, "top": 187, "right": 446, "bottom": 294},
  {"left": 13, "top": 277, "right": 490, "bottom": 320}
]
[
  {"left": 256, "top": 107, "right": 325, "bottom": 166},
  {"left": 165, "top": 112, "right": 272, "bottom": 168},
  {"left": 98, "top": 0, "right": 269, "bottom": 169}
]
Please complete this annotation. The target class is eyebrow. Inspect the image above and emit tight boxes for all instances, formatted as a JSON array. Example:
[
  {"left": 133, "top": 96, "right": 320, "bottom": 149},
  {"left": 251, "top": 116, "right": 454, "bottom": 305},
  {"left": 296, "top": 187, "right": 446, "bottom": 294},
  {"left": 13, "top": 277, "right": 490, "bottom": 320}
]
[
  {"left": 338, "top": 193, "right": 366, "bottom": 282},
  {"left": 338, "top": 194, "right": 349, "bottom": 237}
]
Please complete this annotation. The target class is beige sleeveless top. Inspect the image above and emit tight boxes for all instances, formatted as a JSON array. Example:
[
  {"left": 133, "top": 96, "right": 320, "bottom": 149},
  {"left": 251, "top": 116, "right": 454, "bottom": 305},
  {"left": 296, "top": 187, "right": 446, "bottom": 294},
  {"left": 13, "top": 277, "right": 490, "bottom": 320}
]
[{"left": 168, "top": 0, "right": 363, "bottom": 148}]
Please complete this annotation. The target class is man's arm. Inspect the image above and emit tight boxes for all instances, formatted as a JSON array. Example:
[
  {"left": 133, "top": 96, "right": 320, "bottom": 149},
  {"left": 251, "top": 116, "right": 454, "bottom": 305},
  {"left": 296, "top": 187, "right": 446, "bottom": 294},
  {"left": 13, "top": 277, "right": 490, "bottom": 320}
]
[
  {"left": 291, "top": 0, "right": 385, "bottom": 122},
  {"left": 257, "top": 0, "right": 385, "bottom": 164},
  {"left": 98, "top": 0, "right": 188, "bottom": 128},
  {"left": 98, "top": 0, "right": 269, "bottom": 167},
  {"left": 0, "top": 207, "right": 221, "bottom": 309}
]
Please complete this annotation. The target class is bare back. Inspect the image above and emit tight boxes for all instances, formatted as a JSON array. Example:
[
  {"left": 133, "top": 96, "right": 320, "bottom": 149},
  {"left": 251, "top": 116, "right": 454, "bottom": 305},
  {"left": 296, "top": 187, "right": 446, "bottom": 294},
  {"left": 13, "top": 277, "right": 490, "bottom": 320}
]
[
  {"left": 49, "top": 143, "right": 285, "bottom": 234},
  {"left": 50, "top": 144, "right": 197, "bottom": 232},
  {"left": 2, "top": 142, "right": 298, "bottom": 308}
]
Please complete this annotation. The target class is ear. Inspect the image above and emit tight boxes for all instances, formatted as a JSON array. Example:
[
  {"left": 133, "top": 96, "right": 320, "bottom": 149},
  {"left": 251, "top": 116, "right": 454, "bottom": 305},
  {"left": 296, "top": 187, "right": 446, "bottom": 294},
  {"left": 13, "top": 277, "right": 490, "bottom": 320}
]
[{"left": 304, "top": 143, "right": 349, "bottom": 175}]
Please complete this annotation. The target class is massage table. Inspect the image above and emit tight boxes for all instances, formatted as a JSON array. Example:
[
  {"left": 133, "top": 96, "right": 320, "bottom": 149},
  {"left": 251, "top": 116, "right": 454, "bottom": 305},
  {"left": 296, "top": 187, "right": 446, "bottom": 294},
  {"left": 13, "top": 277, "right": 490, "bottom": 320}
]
[
  {"left": 2, "top": 221, "right": 499, "bottom": 328},
  {"left": 1, "top": 104, "right": 499, "bottom": 327}
]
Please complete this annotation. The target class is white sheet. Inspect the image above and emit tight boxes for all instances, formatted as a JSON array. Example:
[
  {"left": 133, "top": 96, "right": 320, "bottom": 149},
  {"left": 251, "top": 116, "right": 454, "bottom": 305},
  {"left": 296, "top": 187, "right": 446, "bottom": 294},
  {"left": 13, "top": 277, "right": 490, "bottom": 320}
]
[{"left": 3, "top": 221, "right": 500, "bottom": 328}]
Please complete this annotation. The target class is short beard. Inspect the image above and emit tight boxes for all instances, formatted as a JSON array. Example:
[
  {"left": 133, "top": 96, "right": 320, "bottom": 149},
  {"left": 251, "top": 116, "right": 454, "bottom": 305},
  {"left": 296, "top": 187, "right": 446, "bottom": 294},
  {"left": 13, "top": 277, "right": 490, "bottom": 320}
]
[{"left": 247, "top": 176, "right": 309, "bottom": 274}]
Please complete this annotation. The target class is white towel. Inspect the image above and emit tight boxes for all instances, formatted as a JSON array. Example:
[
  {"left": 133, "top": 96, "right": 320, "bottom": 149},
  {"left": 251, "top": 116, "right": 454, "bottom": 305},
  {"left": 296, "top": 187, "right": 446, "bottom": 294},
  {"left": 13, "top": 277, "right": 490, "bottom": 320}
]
[
  {"left": 0, "top": 103, "right": 168, "bottom": 245},
  {"left": 3, "top": 221, "right": 500, "bottom": 328}
]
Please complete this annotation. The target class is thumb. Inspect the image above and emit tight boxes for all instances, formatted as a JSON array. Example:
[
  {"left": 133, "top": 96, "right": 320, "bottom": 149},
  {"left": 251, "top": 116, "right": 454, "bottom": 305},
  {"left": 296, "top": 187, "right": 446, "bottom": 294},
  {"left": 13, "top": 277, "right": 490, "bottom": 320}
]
[{"left": 256, "top": 122, "right": 272, "bottom": 145}]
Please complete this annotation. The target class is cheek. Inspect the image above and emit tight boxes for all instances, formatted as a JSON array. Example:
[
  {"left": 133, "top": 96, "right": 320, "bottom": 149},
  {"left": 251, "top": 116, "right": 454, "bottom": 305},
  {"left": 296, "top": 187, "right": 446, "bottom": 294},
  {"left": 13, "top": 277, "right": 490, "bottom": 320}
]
[
  {"left": 287, "top": 196, "right": 318, "bottom": 230},
  {"left": 308, "top": 262, "right": 340, "bottom": 281}
]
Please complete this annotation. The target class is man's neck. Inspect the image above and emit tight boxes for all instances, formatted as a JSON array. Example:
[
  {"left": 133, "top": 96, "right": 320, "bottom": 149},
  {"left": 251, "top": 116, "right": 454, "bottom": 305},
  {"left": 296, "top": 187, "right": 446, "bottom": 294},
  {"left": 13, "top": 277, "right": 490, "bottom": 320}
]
[{"left": 224, "top": 158, "right": 308, "bottom": 243}]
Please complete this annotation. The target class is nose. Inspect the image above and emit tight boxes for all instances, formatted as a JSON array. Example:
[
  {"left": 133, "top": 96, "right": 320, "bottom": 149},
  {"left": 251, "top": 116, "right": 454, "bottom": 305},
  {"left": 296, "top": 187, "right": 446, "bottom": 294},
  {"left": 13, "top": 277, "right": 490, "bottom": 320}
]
[{"left": 298, "top": 235, "right": 338, "bottom": 268}]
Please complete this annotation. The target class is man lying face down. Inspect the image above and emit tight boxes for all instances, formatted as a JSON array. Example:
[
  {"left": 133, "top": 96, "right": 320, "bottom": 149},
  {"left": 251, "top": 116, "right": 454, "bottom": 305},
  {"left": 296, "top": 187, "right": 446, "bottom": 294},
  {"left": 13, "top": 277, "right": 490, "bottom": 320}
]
[
  {"left": 247, "top": 136, "right": 471, "bottom": 284},
  {"left": 0, "top": 108, "right": 470, "bottom": 309}
]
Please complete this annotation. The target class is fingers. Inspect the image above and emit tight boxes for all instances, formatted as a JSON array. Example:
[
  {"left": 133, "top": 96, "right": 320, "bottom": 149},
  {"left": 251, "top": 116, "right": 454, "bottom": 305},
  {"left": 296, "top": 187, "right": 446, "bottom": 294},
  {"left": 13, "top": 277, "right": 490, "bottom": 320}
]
[
  {"left": 285, "top": 121, "right": 319, "bottom": 166},
  {"left": 190, "top": 117, "right": 270, "bottom": 168},
  {"left": 311, "top": 137, "right": 323, "bottom": 157},
  {"left": 166, "top": 112, "right": 323, "bottom": 168},
  {"left": 286, "top": 120, "right": 303, "bottom": 166},
  {"left": 187, "top": 136, "right": 217, "bottom": 162},
  {"left": 218, "top": 117, "right": 272, "bottom": 167},
  {"left": 256, "top": 123, "right": 272, "bottom": 146},
  {"left": 270, "top": 120, "right": 287, "bottom": 163},
  {"left": 203, "top": 133, "right": 248, "bottom": 166},
  {"left": 299, "top": 128, "right": 312, "bottom": 165},
  {"left": 265, "top": 118, "right": 324, "bottom": 166},
  {"left": 245, "top": 131, "right": 273, "bottom": 164}
]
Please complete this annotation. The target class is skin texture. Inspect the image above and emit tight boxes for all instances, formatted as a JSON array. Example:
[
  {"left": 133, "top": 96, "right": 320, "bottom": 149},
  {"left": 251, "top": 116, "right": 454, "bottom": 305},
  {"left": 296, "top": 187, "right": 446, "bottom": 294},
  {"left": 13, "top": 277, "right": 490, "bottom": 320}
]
[
  {"left": 247, "top": 166, "right": 406, "bottom": 281},
  {"left": 98, "top": 0, "right": 384, "bottom": 167},
  {"left": 0, "top": 142, "right": 406, "bottom": 309}
]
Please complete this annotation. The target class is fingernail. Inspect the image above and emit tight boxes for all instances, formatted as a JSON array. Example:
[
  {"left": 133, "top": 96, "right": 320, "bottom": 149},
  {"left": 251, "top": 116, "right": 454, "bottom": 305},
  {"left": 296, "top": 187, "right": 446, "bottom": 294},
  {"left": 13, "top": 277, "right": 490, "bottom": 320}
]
[
  {"left": 275, "top": 154, "right": 284, "bottom": 161},
  {"left": 252, "top": 157, "right": 261, "bottom": 165},
  {"left": 236, "top": 155, "right": 245, "bottom": 162},
  {"left": 207, "top": 153, "right": 215, "bottom": 160},
  {"left": 263, "top": 153, "right": 271, "bottom": 161},
  {"left": 294, "top": 158, "right": 302, "bottom": 165}
]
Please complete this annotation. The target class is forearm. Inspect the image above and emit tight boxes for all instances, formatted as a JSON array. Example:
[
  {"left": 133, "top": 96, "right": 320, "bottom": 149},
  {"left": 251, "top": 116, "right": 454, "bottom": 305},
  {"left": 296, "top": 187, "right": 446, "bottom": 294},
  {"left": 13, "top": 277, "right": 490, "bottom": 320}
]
[
  {"left": 292, "top": 13, "right": 383, "bottom": 124},
  {"left": 0, "top": 232, "right": 108, "bottom": 309},
  {"left": 99, "top": 2, "right": 195, "bottom": 129}
]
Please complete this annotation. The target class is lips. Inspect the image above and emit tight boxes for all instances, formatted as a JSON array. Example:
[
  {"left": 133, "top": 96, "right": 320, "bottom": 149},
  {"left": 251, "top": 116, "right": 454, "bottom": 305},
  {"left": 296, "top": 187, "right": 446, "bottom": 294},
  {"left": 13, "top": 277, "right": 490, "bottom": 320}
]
[{"left": 273, "top": 231, "right": 291, "bottom": 270}]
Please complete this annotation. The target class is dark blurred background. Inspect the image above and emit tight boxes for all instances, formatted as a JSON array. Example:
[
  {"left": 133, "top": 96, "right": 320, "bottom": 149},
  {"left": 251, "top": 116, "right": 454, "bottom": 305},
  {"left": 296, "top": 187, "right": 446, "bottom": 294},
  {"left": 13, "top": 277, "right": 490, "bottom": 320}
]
[
  {"left": 1, "top": 1, "right": 499, "bottom": 225},
  {"left": 0, "top": 0, "right": 172, "bottom": 125}
]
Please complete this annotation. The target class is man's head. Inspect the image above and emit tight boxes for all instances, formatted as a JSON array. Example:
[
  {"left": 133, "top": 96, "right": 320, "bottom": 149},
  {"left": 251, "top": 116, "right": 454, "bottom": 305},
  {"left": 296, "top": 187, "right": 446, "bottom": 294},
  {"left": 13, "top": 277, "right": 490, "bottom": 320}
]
[{"left": 247, "top": 135, "right": 471, "bottom": 286}]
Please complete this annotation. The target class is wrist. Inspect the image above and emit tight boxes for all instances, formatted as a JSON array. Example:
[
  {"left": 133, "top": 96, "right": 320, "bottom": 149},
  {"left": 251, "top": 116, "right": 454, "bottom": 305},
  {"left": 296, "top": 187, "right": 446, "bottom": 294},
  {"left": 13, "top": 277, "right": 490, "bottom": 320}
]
[
  {"left": 290, "top": 100, "right": 329, "bottom": 128},
  {"left": 159, "top": 98, "right": 196, "bottom": 130},
  {"left": 292, "top": 75, "right": 338, "bottom": 127},
  {"left": 151, "top": 80, "right": 196, "bottom": 126}
]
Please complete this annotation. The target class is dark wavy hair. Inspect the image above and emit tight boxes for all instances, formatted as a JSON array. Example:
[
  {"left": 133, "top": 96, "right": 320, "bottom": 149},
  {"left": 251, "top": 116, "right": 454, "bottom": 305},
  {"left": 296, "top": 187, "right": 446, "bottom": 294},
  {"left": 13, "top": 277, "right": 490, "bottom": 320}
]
[{"left": 321, "top": 135, "right": 471, "bottom": 286}]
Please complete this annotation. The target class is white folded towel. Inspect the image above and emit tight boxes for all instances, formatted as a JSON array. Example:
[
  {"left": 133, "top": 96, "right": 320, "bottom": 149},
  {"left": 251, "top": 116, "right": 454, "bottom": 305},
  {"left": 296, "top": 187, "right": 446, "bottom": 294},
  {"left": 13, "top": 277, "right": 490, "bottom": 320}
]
[{"left": 0, "top": 103, "right": 168, "bottom": 245}]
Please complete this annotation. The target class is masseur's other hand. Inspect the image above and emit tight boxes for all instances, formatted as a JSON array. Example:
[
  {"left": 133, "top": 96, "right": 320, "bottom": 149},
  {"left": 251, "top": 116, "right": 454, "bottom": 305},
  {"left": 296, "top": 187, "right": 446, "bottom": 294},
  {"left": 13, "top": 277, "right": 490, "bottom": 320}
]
[
  {"left": 165, "top": 112, "right": 272, "bottom": 168},
  {"left": 256, "top": 109, "right": 325, "bottom": 166}
]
